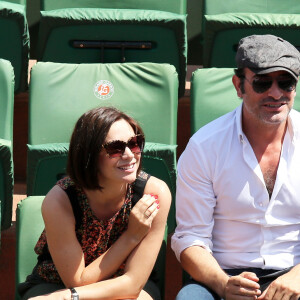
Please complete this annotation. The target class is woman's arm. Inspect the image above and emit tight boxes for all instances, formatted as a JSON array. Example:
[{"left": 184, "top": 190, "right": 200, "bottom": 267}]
[
  {"left": 32, "top": 176, "right": 171, "bottom": 299},
  {"left": 42, "top": 183, "right": 161, "bottom": 288},
  {"left": 121, "top": 176, "right": 171, "bottom": 293}
]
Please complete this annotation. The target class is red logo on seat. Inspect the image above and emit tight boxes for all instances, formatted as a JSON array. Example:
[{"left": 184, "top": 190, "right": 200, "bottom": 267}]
[{"left": 94, "top": 80, "right": 114, "bottom": 100}]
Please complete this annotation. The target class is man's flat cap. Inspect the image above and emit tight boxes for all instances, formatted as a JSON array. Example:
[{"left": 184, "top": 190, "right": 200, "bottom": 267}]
[{"left": 236, "top": 34, "right": 300, "bottom": 79}]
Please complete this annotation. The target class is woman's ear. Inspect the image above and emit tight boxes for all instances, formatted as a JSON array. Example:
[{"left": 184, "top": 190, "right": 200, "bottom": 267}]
[{"left": 232, "top": 75, "right": 243, "bottom": 98}]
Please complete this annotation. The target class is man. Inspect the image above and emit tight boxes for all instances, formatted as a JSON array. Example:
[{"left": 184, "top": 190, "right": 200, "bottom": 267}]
[{"left": 172, "top": 34, "right": 300, "bottom": 300}]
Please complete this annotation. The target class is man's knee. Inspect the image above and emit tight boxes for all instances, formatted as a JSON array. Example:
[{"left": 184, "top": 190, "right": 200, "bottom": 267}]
[{"left": 176, "top": 279, "right": 220, "bottom": 300}]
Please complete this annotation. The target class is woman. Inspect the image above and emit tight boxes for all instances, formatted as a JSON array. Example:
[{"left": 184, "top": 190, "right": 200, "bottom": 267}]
[{"left": 20, "top": 107, "right": 171, "bottom": 300}]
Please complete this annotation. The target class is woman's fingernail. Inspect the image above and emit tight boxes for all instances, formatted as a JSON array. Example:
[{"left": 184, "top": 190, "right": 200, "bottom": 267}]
[
  {"left": 157, "top": 205, "right": 160, "bottom": 209},
  {"left": 154, "top": 195, "right": 158, "bottom": 199},
  {"left": 155, "top": 200, "right": 159, "bottom": 204}
]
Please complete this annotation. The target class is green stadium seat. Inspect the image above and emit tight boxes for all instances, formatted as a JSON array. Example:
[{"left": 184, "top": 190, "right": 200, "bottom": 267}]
[
  {"left": 191, "top": 67, "right": 300, "bottom": 134},
  {"left": 201, "top": 0, "right": 300, "bottom": 67},
  {"left": 26, "top": 62, "right": 178, "bottom": 233},
  {"left": 1, "top": 0, "right": 26, "bottom": 5},
  {"left": 15, "top": 196, "right": 168, "bottom": 299},
  {"left": 15, "top": 196, "right": 44, "bottom": 300},
  {"left": 191, "top": 68, "right": 240, "bottom": 134},
  {"left": 0, "top": 1, "right": 29, "bottom": 92},
  {"left": 36, "top": 0, "right": 187, "bottom": 96},
  {"left": 0, "top": 59, "right": 14, "bottom": 231},
  {"left": 41, "top": 0, "right": 186, "bottom": 14}
]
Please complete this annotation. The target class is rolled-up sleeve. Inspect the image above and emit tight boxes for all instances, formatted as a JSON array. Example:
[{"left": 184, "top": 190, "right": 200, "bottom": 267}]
[{"left": 171, "top": 138, "right": 216, "bottom": 261}]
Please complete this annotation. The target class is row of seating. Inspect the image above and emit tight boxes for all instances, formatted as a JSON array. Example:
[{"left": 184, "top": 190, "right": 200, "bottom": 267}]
[
  {"left": 200, "top": 0, "right": 300, "bottom": 67},
  {"left": 3, "top": 0, "right": 300, "bottom": 94},
  {"left": 0, "top": 0, "right": 187, "bottom": 95},
  {"left": 5, "top": 61, "right": 300, "bottom": 299}
]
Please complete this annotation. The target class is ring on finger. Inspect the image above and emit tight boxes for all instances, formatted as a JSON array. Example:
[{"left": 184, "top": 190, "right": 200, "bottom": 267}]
[{"left": 144, "top": 211, "right": 151, "bottom": 219}]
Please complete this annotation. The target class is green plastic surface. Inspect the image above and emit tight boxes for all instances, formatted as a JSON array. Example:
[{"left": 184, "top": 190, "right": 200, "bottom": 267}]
[
  {"left": 0, "top": 59, "right": 14, "bottom": 230},
  {"left": 0, "top": 2, "right": 29, "bottom": 92},
  {"left": 27, "top": 143, "right": 69, "bottom": 196},
  {"left": 0, "top": 59, "right": 14, "bottom": 140},
  {"left": 204, "top": 13, "right": 300, "bottom": 67},
  {"left": 41, "top": 0, "right": 186, "bottom": 14},
  {"left": 15, "top": 196, "right": 44, "bottom": 300},
  {"left": 15, "top": 196, "right": 168, "bottom": 299},
  {"left": 37, "top": 8, "right": 186, "bottom": 96},
  {"left": 191, "top": 68, "right": 300, "bottom": 134},
  {"left": 38, "top": 8, "right": 187, "bottom": 95},
  {"left": 203, "top": 0, "right": 300, "bottom": 15},
  {"left": 0, "top": 140, "right": 13, "bottom": 230},
  {"left": 29, "top": 62, "right": 178, "bottom": 145},
  {"left": 0, "top": 0, "right": 26, "bottom": 4},
  {"left": 191, "top": 68, "right": 240, "bottom": 134}
]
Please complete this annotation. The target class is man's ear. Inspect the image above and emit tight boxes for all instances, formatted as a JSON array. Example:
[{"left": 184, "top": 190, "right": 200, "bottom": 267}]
[{"left": 232, "top": 75, "right": 243, "bottom": 98}]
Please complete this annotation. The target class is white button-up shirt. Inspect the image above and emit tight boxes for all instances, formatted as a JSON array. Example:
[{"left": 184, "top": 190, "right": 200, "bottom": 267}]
[{"left": 171, "top": 104, "right": 300, "bottom": 270}]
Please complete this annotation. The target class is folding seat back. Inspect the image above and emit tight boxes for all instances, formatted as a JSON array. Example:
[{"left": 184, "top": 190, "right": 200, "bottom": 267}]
[
  {"left": 204, "top": 0, "right": 299, "bottom": 15},
  {"left": 191, "top": 68, "right": 300, "bottom": 134},
  {"left": 37, "top": 0, "right": 187, "bottom": 96},
  {"left": 202, "top": 0, "right": 300, "bottom": 68},
  {"left": 0, "top": 0, "right": 26, "bottom": 4},
  {"left": 27, "top": 62, "right": 178, "bottom": 233},
  {"left": 15, "top": 197, "right": 168, "bottom": 299},
  {"left": 29, "top": 62, "right": 177, "bottom": 146},
  {"left": 15, "top": 196, "right": 44, "bottom": 300},
  {"left": 41, "top": 0, "right": 186, "bottom": 14},
  {"left": 0, "top": 59, "right": 14, "bottom": 230},
  {"left": 0, "top": 1, "right": 29, "bottom": 92}
]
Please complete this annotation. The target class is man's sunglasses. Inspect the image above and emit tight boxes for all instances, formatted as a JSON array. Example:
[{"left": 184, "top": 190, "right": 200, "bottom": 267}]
[
  {"left": 243, "top": 75, "right": 297, "bottom": 94},
  {"left": 102, "top": 134, "right": 145, "bottom": 158}
]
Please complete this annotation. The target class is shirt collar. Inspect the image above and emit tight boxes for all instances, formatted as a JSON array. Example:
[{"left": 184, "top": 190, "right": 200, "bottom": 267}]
[
  {"left": 287, "top": 109, "right": 298, "bottom": 143},
  {"left": 234, "top": 104, "right": 244, "bottom": 143}
]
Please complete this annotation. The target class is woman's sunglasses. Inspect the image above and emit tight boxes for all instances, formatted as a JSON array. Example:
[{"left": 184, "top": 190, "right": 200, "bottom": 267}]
[
  {"left": 243, "top": 75, "right": 297, "bottom": 94},
  {"left": 102, "top": 134, "right": 145, "bottom": 158}
]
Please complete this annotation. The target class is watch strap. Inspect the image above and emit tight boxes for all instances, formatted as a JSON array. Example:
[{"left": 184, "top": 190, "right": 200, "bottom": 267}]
[{"left": 70, "top": 288, "right": 79, "bottom": 300}]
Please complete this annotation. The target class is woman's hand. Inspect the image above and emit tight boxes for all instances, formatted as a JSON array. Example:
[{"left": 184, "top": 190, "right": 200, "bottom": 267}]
[{"left": 127, "top": 194, "right": 160, "bottom": 243}]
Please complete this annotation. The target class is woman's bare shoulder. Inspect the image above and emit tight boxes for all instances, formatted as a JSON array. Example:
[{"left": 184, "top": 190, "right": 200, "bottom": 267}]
[
  {"left": 144, "top": 175, "right": 171, "bottom": 206},
  {"left": 41, "top": 185, "right": 73, "bottom": 220}
]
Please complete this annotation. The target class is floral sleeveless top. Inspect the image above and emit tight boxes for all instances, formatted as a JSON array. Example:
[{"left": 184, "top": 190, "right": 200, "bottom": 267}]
[{"left": 34, "top": 176, "right": 134, "bottom": 283}]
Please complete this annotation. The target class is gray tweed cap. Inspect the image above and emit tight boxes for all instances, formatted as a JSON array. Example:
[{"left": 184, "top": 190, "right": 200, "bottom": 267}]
[{"left": 236, "top": 34, "right": 300, "bottom": 80}]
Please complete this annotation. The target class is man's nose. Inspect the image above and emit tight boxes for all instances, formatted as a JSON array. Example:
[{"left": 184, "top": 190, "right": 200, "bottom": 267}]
[{"left": 267, "top": 80, "right": 283, "bottom": 100}]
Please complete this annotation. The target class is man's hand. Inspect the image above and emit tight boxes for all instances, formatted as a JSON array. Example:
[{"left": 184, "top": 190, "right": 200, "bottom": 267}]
[
  {"left": 224, "top": 272, "right": 261, "bottom": 300},
  {"left": 258, "top": 268, "right": 300, "bottom": 300}
]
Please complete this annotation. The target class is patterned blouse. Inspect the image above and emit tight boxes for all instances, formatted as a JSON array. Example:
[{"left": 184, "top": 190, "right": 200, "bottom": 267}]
[{"left": 34, "top": 177, "right": 134, "bottom": 284}]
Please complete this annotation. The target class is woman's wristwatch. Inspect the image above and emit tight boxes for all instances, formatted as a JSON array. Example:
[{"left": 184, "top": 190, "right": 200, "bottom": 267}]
[{"left": 70, "top": 288, "right": 79, "bottom": 300}]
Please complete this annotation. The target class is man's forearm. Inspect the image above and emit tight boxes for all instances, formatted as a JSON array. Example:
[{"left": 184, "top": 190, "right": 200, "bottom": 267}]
[{"left": 180, "top": 245, "right": 229, "bottom": 298}]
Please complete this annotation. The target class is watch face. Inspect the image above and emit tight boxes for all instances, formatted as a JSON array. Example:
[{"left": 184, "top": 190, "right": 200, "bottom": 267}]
[
  {"left": 70, "top": 288, "right": 79, "bottom": 300},
  {"left": 72, "top": 294, "right": 79, "bottom": 300}
]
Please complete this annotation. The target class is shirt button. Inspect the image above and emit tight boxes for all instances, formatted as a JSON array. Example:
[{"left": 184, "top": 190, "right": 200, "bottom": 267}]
[{"left": 259, "top": 203, "right": 263, "bottom": 207}]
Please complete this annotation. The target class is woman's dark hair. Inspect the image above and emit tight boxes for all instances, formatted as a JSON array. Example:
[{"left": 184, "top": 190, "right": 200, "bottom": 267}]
[
  {"left": 234, "top": 68, "right": 245, "bottom": 94},
  {"left": 67, "top": 106, "right": 144, "bottom": 190}
]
